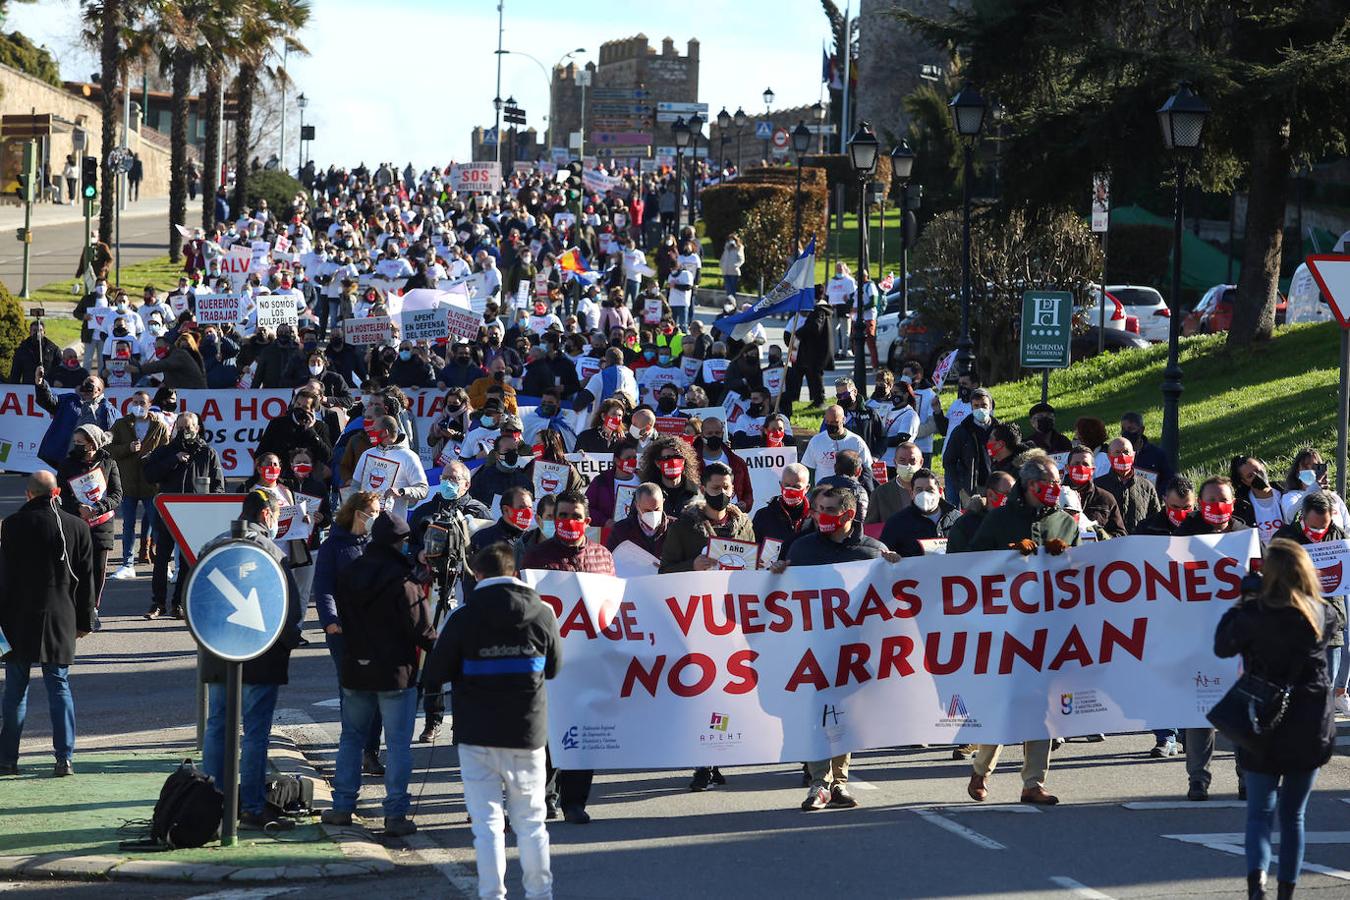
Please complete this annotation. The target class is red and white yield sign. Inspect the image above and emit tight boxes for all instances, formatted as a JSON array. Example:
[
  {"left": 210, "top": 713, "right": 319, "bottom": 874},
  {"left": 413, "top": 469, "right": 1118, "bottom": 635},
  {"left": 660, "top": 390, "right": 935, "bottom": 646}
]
[
  {"left": 1306, "top": 255, "right": 1350, "bottom": 329},
  {"left": 154, "top": 494, "right": 248, "bottom": 565}
]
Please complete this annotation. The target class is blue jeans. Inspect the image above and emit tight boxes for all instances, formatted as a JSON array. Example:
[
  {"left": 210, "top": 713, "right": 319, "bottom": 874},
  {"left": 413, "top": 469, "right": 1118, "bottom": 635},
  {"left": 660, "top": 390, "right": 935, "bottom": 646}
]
[
  {"left": 724, "top": 274, "right": 739, "bottom": 296},
  {"left": 1153, "top": 728, "right": 1177, "bottom": 743},
  {"left": 119, "top": 495, "right": 153, "bottom": 564},
  {"left": 332, "top": 687, "right": 417, "bottom": 818},
  {"left": 324, "top": 630, "right": 381, "bottom": 756},
  {"left": 1329, "top": 647, "right": 1342, "bottom": 692},
  {"left": 203, "top": 682, "right": 280, "bottom": 816},
  {"left": 1245, "top": 768, "right": 1318, "bottom": 883},
  {"left": 1, "top": 661, "right": 75, "bottom": 765}
]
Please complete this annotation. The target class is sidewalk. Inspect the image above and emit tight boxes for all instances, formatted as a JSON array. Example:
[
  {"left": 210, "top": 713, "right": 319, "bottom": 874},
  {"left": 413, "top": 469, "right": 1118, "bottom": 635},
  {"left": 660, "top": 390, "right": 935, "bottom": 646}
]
[
  {"left": 0, "top": 195, "right": 171, "bottom": 231},
  {"left": 0, "top": 729, "right": 394, "bottom": 884}
]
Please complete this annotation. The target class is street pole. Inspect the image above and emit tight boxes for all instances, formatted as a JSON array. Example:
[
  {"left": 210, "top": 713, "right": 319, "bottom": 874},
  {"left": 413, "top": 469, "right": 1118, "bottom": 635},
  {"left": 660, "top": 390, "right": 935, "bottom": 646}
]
[
  {"left": 20, "top": 195, "right": 32, "bottom": 299},
  {"left": 115, "top": 166, "right": 122, "bottom": 285},
  {"left": 674, "top": 146, "right": 684, "bottom": 234},
  {"left": 956, "top": 142, "right": 975, "bottom": 378},
  {"left": 221, "top": 660, "right": 242, "bottom": 847},
  {"left": 297, "top": 105, "right": 304, "bottom": 175},
  {"left": 279, "top": 44, "right": 287, "bottom": 169},
  {"left": 1160, "top": 158, "right": 1187, "bottom": 470},
  {"left": 493, "top": 1, "right": 504, "bottom": 165},
  {"left": 899, "top": 182, "right": 910, "bottom": 317},
  {"left": 1098, "top": 230, "right": 1109, "bottom": 354},
  {"left": 876, "top": 189, "right": 885, "bottom": 275},
  {"left": 792, "top": 161, "right": 804, "bottom": 254},
  {"left": 854, "top": 177, "right": 869, "bottom": 391},
  {"left": 1338, "top": 327, "right": 1349, "bottom": 497}
]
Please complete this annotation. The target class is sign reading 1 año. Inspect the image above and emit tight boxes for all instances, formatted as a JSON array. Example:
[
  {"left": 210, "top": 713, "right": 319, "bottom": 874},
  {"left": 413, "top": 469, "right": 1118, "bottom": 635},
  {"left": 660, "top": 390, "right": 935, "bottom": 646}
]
[{"left": 1019, "top": 291, "right": 1073, "bottom": 369}]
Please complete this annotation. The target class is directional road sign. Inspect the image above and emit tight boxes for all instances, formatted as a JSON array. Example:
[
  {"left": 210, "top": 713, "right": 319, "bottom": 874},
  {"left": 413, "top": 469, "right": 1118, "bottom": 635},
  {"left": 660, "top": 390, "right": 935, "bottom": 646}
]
[
  {"left": 1306, "top": 255, "right": 1350, "bottom": 329},
  {"left": 184, "top": 540, "right": 288, "bottom": 662}
]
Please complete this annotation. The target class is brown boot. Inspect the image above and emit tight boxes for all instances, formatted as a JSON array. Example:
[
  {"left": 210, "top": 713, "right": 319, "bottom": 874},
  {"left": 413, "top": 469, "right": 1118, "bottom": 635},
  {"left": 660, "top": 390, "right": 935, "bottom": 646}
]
[
  {"left": 1020, "top": 785, "right": 1059, "bottom": 805},
  {"left": 967, "top": 774, "right": 988, "bottom": 801},
  {"left": 136, "top": 539, "right": 150, "bottom": 565}
]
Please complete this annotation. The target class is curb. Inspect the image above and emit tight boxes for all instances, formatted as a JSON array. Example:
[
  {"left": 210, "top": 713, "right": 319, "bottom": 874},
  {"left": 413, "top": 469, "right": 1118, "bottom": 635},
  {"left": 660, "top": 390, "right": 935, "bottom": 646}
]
[{"left": 0, "top": 729, "right": 394, "bottom": 884}]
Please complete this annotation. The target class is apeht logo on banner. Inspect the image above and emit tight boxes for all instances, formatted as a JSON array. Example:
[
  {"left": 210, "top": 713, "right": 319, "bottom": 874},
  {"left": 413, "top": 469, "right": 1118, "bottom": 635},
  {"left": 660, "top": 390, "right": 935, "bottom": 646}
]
[{"left": 699, "top": 712, "right": 742, "bottom": 747}]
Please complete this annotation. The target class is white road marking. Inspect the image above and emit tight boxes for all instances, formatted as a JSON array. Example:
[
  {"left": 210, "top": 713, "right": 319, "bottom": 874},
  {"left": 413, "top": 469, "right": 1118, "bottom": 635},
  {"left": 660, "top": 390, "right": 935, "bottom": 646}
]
[
  {"left": 919, "top": 803, "right": 1042, "bottom": 814},
  {"left": 1049, "top": 876, "right": 1114, "bottom": 898},
  {"left": 1122, "top": 801, "right": 1247, "bottom": 810},
  {"left": 404, "top": 831, "right": 480, "bottom": 894},
  {"left": 312, "top": 697, "right": 341, "bottom": 708},
  {"left": 846, "top": 778, "right": 878, "bottom": 791},
  {"left": 912, "top": 809, "right": 1006, "bottom": 850},
  {"left": 1163, "top": 833, "right": 1350, "bottom": 882}
]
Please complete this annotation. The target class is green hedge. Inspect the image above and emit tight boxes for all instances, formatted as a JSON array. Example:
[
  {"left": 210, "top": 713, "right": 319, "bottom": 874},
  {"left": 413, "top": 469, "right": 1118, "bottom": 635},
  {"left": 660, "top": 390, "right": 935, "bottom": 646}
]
[
  {"left": 0, "top": 278, "right": 27, "bottom": 382},
  {"left": 701, "top": 177, "right": 829, "bottom": 285},
  {"left": 243, "top": 170, "right": 307, "bottom": 220}
]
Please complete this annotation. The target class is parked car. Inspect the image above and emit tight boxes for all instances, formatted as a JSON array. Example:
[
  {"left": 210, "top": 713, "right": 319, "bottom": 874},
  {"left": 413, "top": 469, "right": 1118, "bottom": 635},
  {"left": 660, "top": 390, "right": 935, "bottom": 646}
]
[
  {"left": 1184, "top": 284, "right": 1288, "bottom": 335},
  {"left": 1071, "top": 326, "right": 1150, "bottom": 361},
  {"left": 1103, "top": 285, "right": 1171, "bottom": 342},
  {"left": 1286, "top": 264, "right": 1337, "bottom": 325},
  {"left": 881, "top": 309, "right": 950, "bottom": 375}
]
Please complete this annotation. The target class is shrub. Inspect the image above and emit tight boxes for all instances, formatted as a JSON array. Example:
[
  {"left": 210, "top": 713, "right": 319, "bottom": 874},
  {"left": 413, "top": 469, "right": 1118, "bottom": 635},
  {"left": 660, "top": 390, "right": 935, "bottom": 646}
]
[
  {"left": 0, "top": 32, "right": 62, "bottom": 92},
  {"left": 243, "top": 170, "right": 307, "bottom": 220},
  {"left": 0, "top": 278, "right": 27, "bottom": 382},
  {"left": 701, "top": 179, "right": 828, "bottom": 285},
  {"left": 801, "top": 153, "right": 894, "bottom": 209}
]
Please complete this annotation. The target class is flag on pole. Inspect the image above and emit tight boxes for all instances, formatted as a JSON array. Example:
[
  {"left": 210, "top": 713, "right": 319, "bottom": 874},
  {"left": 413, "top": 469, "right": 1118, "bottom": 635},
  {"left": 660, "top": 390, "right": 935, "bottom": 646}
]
[
  {"left": 558, "top": 247, "right": 599, "bottom": 285},
  {"left": 712, "top": 238, "right": 817, "bottom": 340}
]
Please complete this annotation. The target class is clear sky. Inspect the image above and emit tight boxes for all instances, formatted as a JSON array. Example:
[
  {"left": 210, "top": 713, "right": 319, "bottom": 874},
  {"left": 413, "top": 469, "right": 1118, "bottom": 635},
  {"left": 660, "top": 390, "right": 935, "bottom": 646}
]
[{"left": 9, "top": 0, "right": 837, "bottom": 168}]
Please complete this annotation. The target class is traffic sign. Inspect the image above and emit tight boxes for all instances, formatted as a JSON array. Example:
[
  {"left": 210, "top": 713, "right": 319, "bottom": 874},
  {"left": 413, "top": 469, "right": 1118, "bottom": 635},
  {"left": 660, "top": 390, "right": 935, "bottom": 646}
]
[
  {"left": 1305, "top": 255, "right": 1350, "bottom": 329},
  {"left": 1019, "top": 291, "right": 1073, "bottom": 368},
  {"left": 155, "top": 494, "right": 249, "bottom": 565},
  {"left": 656, "top": 101, "right": 708, "bottom": 114},
  {"left": 755, "top": 120, "right": 773, "bottom": 140},
  {"left": 591, "top": 88, "right": 650, "bottom": 100},
  {"left": 184, "top": 539, "right": 288, "bottom": 663},
  {"left": 771, "top": 127, "right": 789, "bottom": 150}
]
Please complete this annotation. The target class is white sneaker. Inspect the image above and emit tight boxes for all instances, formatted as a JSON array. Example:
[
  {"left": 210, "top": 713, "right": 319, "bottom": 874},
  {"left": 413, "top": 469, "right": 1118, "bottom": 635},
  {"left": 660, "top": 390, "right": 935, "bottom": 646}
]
[
  {"left": 1335, "top": 691, "right": 1350, "bottom": 717},
  {"left": 111, "top": 563, "right": 137, "bottom": 580},
  {"left": 167, "top": 564, "right": 177, "bottom": 583}
]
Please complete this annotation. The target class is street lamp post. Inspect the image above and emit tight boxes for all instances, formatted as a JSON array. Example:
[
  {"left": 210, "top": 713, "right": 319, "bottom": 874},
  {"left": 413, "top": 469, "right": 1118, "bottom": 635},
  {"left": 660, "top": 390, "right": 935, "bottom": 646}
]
[
  {"left": 492, "top": 95, "right": 503, "bottom": 161},
  {"left": 733, "top": 107, "right": 747, "bottom": 173},
  {"left": 949, "top": 84, "right": 987, "bottom": 380},
  {"left": 296, "top": 92, "right": 308, "bottom": 177},
  {"left": 1156, "top": 82, "right": 1211, "bottom": 470},
  {"left": 672, "top": 116, "right": 690, "bottom": 234},
  {"left": 848, "top": 121, "right": 880, "bottom": 393},
  {"left": 890, "top": 140, "right": 915, "bottom": 317},
  {"left": 761, "top": 87, "right": 775, "bottom": 162},
  {"left": 688, "top": 112, "right": 704, "bottom": 227},
  {"left": 717, "top": 107, "right": 731, "bottom": 175},
  {"left": 812, "top": 101, "right": 826, "bottom": 153},
  {"left": 791, "top": 121, "right": 811, "bottom": 253}
]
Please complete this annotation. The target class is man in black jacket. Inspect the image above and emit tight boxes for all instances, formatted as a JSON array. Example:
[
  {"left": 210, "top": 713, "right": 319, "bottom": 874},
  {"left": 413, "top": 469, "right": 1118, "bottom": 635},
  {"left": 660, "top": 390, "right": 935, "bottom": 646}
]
[
  {"left": 322, "top": 513, "right": 436, "bottom": 838},
  {"left": 255, "top": 390, "right": 333, "bottom": 468},
  {"left": 8, "top": 320, "right": 60, "bottom": 385},
  {"left": 751, "top": 463, "right": 812, "bottom": 557},
  {"left": 0, "top": 471, "right": 96, "bottom": 776},
  {"left": 423, "top": 543, "right": 559, "bottom": 900},
  {"left": 198, "top": 490, "right": 304, "bottom": 831},
  {"left": 879, "top": 468, "right": 962, "bottom": 556}
]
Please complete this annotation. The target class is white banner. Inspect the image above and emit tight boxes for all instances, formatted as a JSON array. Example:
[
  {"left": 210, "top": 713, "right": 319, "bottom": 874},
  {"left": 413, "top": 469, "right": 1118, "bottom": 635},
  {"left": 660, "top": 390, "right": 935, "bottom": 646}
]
[
  {"left": 450, "top": 162, "right": 502, "bottom": 193},
  {"left": 529, "top": 532, "right": 1258, "bottom": 769},
  {"left": 401, "top": 307, "right": 450, "bottom": 342},
  {"left": 345, "top": 315, "right": 393, "bottom": 346},
  {"left": 734, "top": 446, "right": 796, "bottom": 514},
  {"left": 195, "top": 293, "right": 243, "bottom": 326},
  {"left": 255, "top": 294, "right": 297, "bottom": 331}
]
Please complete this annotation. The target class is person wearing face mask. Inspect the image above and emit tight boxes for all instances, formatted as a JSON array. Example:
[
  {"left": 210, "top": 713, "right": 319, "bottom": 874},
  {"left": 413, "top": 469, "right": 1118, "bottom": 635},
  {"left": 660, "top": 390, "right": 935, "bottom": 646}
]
[
  {"left": 521, "top": 492, "right": 614, "bottom": 824},
  {"left": 637, "top": 348, "right": 686, "bottom": 408},
  {"left": 8, "top": 319, "right": 60, "bottom": 385},
  {"left": 751, "top": 463, "right": 813, "bottom": 554},
  {"left": 868, "top": 442, "right": 923, "bottom": 524},
  {"left": 1094, "top": 436, "right": 1162, "bottom": 533},
  {"left": 461, "top": 398, "right": 509, "bottom": 461},
  {"left": 324, "top": 327, "right": 369, "bottom": 386},
  {"left": 516, "top": 385, "right": 574, "bottom": 450},
  {"left": 49, "top": 348, "right": 89, "bottom": 389},
  {"left": 1229, "top": 456, "right": 1287, "bottom": 545},
  {"left": 815, "top": 450, "right": 873, "bottom": 524},
  {"left": 468, "top": 428, "right": 534, "bottom": 510},
  {"left": 470, "top": 486, "right": 537, "bottom": 554},
  {"left": 257, "top": 389, "right": 334, "bottom": 466},
  {"left": 985, "top": 423, "right": 1026, "bottom": 478},
  {"left": 1133, "top": 476, "right": 1196, "bottom": 536},
  {"left": 830, "top": 376, "right": 887, "bottom": 458},
  {"left": 528, "top": 428, "right": 586, "bottom": 495},
  {"left": 651, "top": 384, "right": 687, "bottom": 421},
  {"left": 197, "top": 490, "right": 305, "bottom": 834},
  {"left": 74, "top": 279, "right": 110, "bottom": 371},
  {"left": 940, "top": 387, "right": 997, "bottom": 506},
  {"left": 1063, "top": 445, "right": 1126, "bottom": 538},
  {"left": 469, "top": 357, "right": 520, "bottom": 412},
  {"left": 1025, "top": 402, "right": 1073, "bottom": 455},
  {"left": 350, "top": 415, "right": 429, "bottom": 520},
  {"left": 693, "top": 417, "right": 754, "bottom": 513},
  {"left": 141, "top": 413, "right": 224, "bottom": 618},
  {"left": 586, "top": 442, "right": 643, "bottom": 527},
  {"left": 388, "top": 342, "right": 436, "bottom": 389},
  {"left": 108, "top": 390, "right": 171, "bottom": 580},
  {"left": 878, "top": 468, "right": 961, "bottom": 556},
  {"left": 575, "top": 398, "right": 630, "bottom": 454},
  {"left": 1119, "top": 411, "right": 1174, "bottom": 492},
  {"left": 1281, "top": 448, "right": 1350, "bottom": 532},
  {"left": 1174, "top": 475, "right": 1251, "bottom": 802},
  {"left": 730, "top": 412, "right": 796, "bottom": 453},
  {"left": 945, "top": 471, "right": 1016, "bottom": 555},
  {"left": 626, "top": 407, "right": 658, "bottom": 451},
  {"left": 34, "top": 372, "right": 119, "bottom": 470},
  {"left": 604, "top": 482, "right": 670, "bottom": 559},
  {"left": 253, "top": 323, "right": 306, "bottom": 389},
  {"left": 962, "top": 454, "right": 1077, "bottom": 806},
  {"left": 931, "top": 372, "right": 980, "bottom": 438},
  {"left": 639, "top": 435, "right": 701, "bottom": 517},
  {"left": 801, "top": 405, "right": 875, "bottom": 486},
  {"left": 54, "top": 424, "right": 122, "bottom": 616},
  {"left": 436, "top": 341, "right": 485, "bottom": 391}
]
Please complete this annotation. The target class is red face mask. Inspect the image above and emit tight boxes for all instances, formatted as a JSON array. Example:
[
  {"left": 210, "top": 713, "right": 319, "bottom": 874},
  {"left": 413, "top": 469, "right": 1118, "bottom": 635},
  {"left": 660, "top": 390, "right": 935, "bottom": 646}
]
[
  {"left": 765, "top": 430, "right": 785, "bottom": 447},
  {"left": 1166, "top": 506, "right": 1190, "bottom": 528},
  {"left": 782, "top": 486, "right": 806, "bottom": 507},
  {"left": 1110, "top": 453, "right": 1135, "bottom": 474},
  {"left": 555, "top": 517, "right": 585, "bottom": 542},
  {"left": 1031, "top": 481, "right": 1062, "bottom": 508},
  {"left": 1304, "top": 523, "right": 1329, "bottom": 542},
  {"left": 365, "top": 429, "right": 383, "bottom": 445},
  {"left": 661, "top": 324, "right": 675, "bottom": 336},
  {"left": 505, "top": 506, "right": 534, "bottom": 530},
  {"left": 292, "top": 463, "right": 313, "bottom": 478},
  {"left": 660, "top": 457, "right": 685, "bottom": 480},
  {"left": 1066, "top": 464, "right": 1094, "bottom": 486},
  {"left": 988, "top": 491, "right": 1009, "bottom": 509},
  {"left": 985, "top": 440, "right": 1005, "bottom": 458},
  {"left": 154, "top": 347, "right": 169, "bottom": 359},
  {"left": 679, "top": 432, "right": 697, "bottom": 445},
  {"left": 258, "top": 464, "right": 281, "bottom": 483},
  {"left": 617, "top": 456, "right": 638, "bottom": 476},
  {"left": 534, "top": 304, "right": 547, "bottom": 315},
  {"left": 1200, "top": 500, "right": 1234, "bottom": 526},
  {"left": 816, "top": 509, "right": 851, "bottom": 534},
  {"left": 63, "top": 358, "right": 79, "bottom": 369},
  {"left": 605, "top": 415, "right": 622, "bottom": 433},
  {"left": 531, "top": 443, "right": 545, "bottom": 458}
]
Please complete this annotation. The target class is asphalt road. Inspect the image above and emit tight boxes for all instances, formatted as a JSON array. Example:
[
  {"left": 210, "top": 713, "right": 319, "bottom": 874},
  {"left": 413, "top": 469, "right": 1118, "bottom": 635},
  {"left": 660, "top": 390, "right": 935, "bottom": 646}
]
[
  {"left": 3, "top": 472, "right": 1350, "bottom": 898},
  {"left": 0, "top": 204, "right": 170, "bottom": 298}
]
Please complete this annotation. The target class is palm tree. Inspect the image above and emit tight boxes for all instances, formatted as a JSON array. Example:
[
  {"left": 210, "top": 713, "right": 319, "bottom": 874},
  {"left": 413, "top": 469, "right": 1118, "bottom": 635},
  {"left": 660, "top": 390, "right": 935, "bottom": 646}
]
[
  {"left": 231, "top": 0, "right": 309, "bottom": 217},
  {"left": 81, "top": 1, "right": 131, "bottom": 246}
]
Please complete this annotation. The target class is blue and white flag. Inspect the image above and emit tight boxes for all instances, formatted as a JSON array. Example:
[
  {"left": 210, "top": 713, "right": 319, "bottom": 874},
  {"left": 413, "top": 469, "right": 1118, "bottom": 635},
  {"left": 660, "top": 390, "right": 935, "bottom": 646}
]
[{"left": 712, "top": 239, "right": 817, "bottom": 340}]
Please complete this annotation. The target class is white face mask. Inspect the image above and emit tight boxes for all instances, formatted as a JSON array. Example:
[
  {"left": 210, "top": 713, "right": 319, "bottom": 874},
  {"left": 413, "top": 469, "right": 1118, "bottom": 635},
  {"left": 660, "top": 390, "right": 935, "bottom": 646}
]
[
  {"left": 914, "top": 490, "right": 940, "bottom": 513},
  {"left": 129, "top": 403, "right": 146, "bottom": 418},
  {"left": 308, "top": 364, "right": 323, "bottom": 376},
  {"left": 894, "top": 462, "right": 918, "bottom": 480},
  {"left": 629, "top": 425, "right": 647, "bottom": 441},
  {"left": 639, "top": 509, "right": 663, "bottom": 531}
]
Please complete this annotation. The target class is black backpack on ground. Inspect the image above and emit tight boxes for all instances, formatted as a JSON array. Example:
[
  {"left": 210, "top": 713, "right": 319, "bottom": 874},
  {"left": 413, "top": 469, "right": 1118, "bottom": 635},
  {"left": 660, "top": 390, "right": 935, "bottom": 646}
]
[{"left": 151, "top": 760, "right": 223, "bottom": 849}]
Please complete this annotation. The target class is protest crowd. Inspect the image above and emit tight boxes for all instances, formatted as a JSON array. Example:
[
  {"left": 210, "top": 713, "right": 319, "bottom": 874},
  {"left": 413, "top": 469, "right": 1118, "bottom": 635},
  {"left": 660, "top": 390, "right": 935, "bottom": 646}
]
[{"left": 2, "top": 155, "right": 1345, "bottom": 900}]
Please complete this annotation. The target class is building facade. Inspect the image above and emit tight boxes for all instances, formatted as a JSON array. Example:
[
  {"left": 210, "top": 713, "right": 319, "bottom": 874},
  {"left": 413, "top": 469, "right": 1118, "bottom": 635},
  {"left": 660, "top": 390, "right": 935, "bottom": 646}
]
[{"left": 855, "top": 0, "right": 967, "bottom": 143}]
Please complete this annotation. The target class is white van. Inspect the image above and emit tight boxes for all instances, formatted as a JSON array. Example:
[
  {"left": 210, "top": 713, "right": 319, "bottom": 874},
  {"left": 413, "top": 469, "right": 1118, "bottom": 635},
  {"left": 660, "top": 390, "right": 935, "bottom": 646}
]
[{"left": 1287, "top": 229, "right": 1350, "bottom": 325}]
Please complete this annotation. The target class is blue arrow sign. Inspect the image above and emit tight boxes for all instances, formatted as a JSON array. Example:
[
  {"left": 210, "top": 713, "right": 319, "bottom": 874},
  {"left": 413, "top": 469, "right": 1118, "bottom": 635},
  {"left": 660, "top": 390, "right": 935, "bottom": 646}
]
[{"left": 184, "top": 540, "right": 288, "bottom": 662}]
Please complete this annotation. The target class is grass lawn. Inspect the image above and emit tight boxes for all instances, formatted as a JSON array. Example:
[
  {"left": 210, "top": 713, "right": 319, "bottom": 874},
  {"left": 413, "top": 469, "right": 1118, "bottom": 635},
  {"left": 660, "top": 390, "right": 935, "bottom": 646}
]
[
  {"left": 26, "top": 255, "right": 184, "bottom": 349},
  {"left": 787, "top": 321, "right": 1342, "bottom": 484}
]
